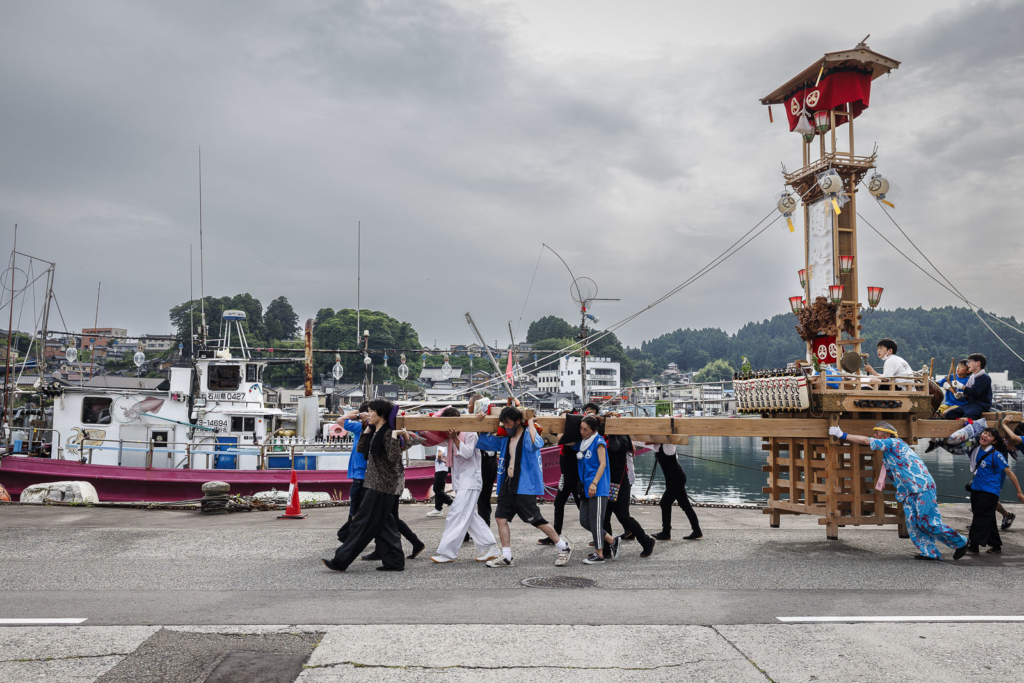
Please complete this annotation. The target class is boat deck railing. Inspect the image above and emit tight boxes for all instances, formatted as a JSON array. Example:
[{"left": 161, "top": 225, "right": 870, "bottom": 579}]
[{"left": 53, "top": 437, "right": 360, "bottom": 471}]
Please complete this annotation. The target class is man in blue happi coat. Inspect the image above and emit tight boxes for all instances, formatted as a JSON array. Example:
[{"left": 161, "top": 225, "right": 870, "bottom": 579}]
[
  {"left": 830, "top": 421, "right": 968, "bottom": 561},
  {"left": 476, "top": 406, "right": 572, "bottom": 567}
]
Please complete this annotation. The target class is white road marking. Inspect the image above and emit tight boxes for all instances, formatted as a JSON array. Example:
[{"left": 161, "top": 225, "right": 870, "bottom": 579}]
[
  {"left": 0, "top": 618, "right": 88, "bottom": 625},
  {"left": 778, "top": 616, "right": 1024, "bottom": 623}
]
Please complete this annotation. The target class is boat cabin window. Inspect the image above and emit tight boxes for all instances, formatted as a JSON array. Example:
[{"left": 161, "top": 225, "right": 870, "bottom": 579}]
[
  {"left": 208, "top": 364, "right": 241, "bottom": 391},
  {"left": 231, "top": 416, "right": 256, "bottom": 432},
  {"left": 246, "top": 364, "right": 258, "bottom": 382},
  {"left": 151, "top": 431, "right": 169, "bottom": 446},
  {"left": 82, "top": 397, "right": 112, "bottom": 425}
]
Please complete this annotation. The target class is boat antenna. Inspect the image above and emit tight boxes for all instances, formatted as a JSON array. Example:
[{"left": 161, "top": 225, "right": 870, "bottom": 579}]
[
  {"left": 189, "top": 243, "right": 194, "bottom": 358},
  {"left": 88, "top": 282, "right": 100, "bottom": 381},
  {"left": 356, "top": 220, "right": 361, "bottom": 347},
  {"left": 198, "top": 146, "right": 207, "bottom": 347},
  {"left": 3, "top": 224, "right": 17, "bottom": 440}
]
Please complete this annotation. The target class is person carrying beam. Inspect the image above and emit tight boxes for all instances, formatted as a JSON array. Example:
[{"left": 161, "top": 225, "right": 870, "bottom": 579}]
[{"left": 829, "top": 421, "right": 967, "bottom": 561}]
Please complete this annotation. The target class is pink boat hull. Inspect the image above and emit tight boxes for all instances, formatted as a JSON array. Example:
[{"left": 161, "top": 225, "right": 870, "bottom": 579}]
[{"left": 0, "top": 446, "right": 564, "bottom": 503}]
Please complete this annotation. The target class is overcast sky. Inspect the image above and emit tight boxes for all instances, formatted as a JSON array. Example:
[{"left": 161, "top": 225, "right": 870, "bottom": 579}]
[{"left": 1, "top": 0, "right": 1021, "bottom": 350}]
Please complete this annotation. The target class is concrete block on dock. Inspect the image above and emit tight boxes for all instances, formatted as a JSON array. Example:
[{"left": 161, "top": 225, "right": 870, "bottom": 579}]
[
  {"left": 254, "top": 490, "right": 331, "bottom": 505},
  {"left": 20, "top": 481, "right": 99, "bottom": 504}
]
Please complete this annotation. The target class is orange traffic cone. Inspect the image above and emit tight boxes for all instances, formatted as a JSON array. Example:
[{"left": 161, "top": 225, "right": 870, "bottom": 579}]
[{"left": 277, "top": 469, "right": 307, "bottom": 519}]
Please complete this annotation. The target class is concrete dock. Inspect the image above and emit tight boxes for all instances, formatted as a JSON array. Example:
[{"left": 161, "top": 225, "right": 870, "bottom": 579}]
[{"left": 1, "top": 501, "right": 1022, "bottom": 681}]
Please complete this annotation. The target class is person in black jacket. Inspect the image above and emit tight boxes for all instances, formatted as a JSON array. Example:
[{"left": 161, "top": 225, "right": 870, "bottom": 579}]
[
  {"left": 652, "top": 444, "right": 702, "bottom": 541},
  {"left": 601, "top": 433, "right": 656, "bottom": 557},
  {"left": 943, "top": 353, "right": 992, "bottom": 420}
]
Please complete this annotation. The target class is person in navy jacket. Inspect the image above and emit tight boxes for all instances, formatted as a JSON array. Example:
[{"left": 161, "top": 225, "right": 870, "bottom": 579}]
[{"left": 943, "top": 353, "right": 992, "bottom": 420}]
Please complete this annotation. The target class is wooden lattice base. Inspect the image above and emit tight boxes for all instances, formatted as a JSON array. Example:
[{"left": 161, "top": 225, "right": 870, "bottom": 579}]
[{"left": 762, "top": 435, "right": 907, "bottom": 539}]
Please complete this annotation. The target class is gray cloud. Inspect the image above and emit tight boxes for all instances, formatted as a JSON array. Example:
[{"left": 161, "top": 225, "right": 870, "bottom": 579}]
[{"left": 0, "top": 0, "right": 1021, "bottom": 353}]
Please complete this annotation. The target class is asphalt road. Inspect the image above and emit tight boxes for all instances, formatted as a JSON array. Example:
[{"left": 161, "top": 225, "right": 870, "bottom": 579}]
[{"left": 3, "top": 501, "right": 1024, "bottom": 681}]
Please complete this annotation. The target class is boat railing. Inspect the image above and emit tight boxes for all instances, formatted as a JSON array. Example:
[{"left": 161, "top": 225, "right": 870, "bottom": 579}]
[
  {"left": 56, "top": 436, "right": 355, "bottom": 471},
  {"left": 2, "top": 426, "right": 62, "bottom": 455}
]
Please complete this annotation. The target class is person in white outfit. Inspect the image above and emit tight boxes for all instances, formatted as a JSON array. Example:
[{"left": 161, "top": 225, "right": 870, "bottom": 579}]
[{"left": 430, "top": 408, "right": 500, "bottom": 563}]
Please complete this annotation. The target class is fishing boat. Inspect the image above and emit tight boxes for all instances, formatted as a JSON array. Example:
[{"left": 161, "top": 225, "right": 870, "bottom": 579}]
[{"left": 0, "top": 310, "right": 466, "bottom": 502}]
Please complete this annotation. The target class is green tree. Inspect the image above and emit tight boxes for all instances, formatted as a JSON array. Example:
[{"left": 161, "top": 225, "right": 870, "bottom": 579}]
[
  {"left": 265, "top": 296, "right": 300, "bottom": 344},
  {"left": 526, "top": 316, "right": 576, "bottom": 344},
  {"left": 693, "top": 358, "right": 735, "bottom": 383}
]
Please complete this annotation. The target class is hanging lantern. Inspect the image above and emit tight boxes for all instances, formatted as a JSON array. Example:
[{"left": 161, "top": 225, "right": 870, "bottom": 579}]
[
  {"left": 776, "top": 192, "right": 798, "bottom": 233},
  {"left": 867, "top": 173, "right": 895, "bottom": 208},
  {"left": 828, "top": 284, "right": 845, "bottom": 304},
  {"left": 382, "top": 352, "right": 388, "bottom": 367},
  {"left": 133, "top": 351, "right": 146, "bottom": 367},
  {"left": 867, "top": 286, "right": 884, "bottom": 308},
  {"left": 813, "top": 110, "right": 831, "bottom": 133},
  {"left": 363, "top": 353, "right": 372, "bottom": 367},
  {"left": 839, "top": 255, "right": 854, "bottom": 274},
  {"left": 798, "top": 269, "right": 807, "bottom": 289},
  {"left": 397, "top": 353, "right": 409, "bottom": 380},
  {"left": 65, "top": 347, "right": 78, "bottom": 363},
  {"left": 802, "top": 132, "right": 815, "bottom": 143},
  {"left": 332, "top": 362, "right": 343, "bottom": 380},
  {"left": 789, "top": 296, "right": 805, "bottom": 314},
  {"left": 441, "top": 352, "right": 452, "bottom": 379},
  {"left": 818, "top": 170, "right": 844, "bottom": 215}
]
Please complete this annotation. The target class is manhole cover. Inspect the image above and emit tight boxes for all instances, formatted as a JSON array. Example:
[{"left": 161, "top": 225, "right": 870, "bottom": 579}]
[{"left": 521, "top": 576, "right": 596, "bottom": 589}]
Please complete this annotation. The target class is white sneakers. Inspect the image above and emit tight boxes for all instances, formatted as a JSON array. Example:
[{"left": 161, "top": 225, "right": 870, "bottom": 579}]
[
  {"left": 476, "top": 546, "right": 501, "bottom": 562},
  {"left": 485, "top": 556, "right": 514, "bottom": 567},
  {"left": 430, "top": 555, "right": 455, "bottom": 563},
  {"left": 426, "top": 509, "right": 445, "bottom": 517}
]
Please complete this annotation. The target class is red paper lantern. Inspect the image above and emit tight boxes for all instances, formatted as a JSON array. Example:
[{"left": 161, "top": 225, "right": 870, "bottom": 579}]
[
  {"left": 867, "top": 286, "right": 884, "bottom": 308},
  {"left": 789, "top": 296, "right": 805, "bottom": 314},
  {"left": 839, "top": 255, "right": 854, "bottom": 274},
  {"left": 814, "top": 110, "right": 831, "bottom": 133},
  {"left": 828, "top": 284, "right": 844, "bottom": 304},
  {"left": 798, "top": 269, "right": 807, "bottom": 289}
]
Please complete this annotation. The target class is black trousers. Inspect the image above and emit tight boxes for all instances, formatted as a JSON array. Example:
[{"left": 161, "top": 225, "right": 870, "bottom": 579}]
[
  {"left": 602, "top": 480, "right": 650, "bottom": 542},
  {"left": 433, "top": 470, "right": 453, "bottom": 510},
  {"left": 969, "top": 489, "right": 1001, "bottom": 550},
  {"left": 331, "top": 489, "right": 404, "bottom": 570},
  {"left": 336, "top": 478, "right": 366, "bottom": 542},
  {"left": 339, "top": 485, "right": 420, "bottom": 547},
  {"left": 392, "top": 497, "right": 421, "bottom": 546},
  {"left": 553, "top": 468, "right": 582, "bottom": 535},
  {"left": 477, "top": 454, "right": 498, "bottom": 526},
  {"left": 658, "top": 455, "right": 701, "bottom": 534}
]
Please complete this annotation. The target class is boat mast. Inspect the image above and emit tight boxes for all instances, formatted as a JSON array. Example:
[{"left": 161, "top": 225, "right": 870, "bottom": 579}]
[
  {"left": 88, "top": 282, "right": 100, "bottom": 380},
  {"left": 3, "top": 225, "right": 17, "bottom": 436},
  {"left": 189, "top": 243, "right": 194, "bottom": 358},
  {"left": 198, "top": 147, "right": 207, "bottom": 348}
]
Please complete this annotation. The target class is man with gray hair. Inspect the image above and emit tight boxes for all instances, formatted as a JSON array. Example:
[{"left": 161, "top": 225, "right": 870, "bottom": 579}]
[{"left": 829, "top": 421, "right": 967, "bottom": 561}]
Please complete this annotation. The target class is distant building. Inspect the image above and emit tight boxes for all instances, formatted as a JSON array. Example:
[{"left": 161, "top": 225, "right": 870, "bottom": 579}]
[
  {"left": 557, "top": 356, "right": 620, "bottom": 401},
  {"left": 419, "top": 366, "right": 463, "bottom": 385},
  {"left": 140, "top": 335, "right": 174, "bottom": 352}
]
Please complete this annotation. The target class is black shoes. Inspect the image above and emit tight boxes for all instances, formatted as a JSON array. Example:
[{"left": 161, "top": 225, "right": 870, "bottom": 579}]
[
  {"left": 408, "top": 540, "right": 426, "bottom": 559},
  {"left": 376, "top": 565, "right": 404, "bottom": 571},
  {"left": 953, "top": 546, "right": 967, "bottom": 560},
  {"left": 322, "top": 558, "right": 345, "bottom": 572},
  {"left": 684, "top": 530, "right": 703, "bottom": 540},
  {"left": 360, "top": 551, "right": 381, "bottom": 561},
  {"left": 537, "top": 537, "right": 556, "bottom": 545},
  {"left": 651, "top": 531, "right": 671, "bottom": 541},
  {"left": 640, "top": 537, "right": 656, "bottom": 557},
  {"left": 1001, "top": 512, "right": 1016, "bottom": 531}
]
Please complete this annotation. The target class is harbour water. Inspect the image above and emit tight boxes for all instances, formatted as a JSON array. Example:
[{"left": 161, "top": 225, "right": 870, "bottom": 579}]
[{"left": 633, "top": 437, "right": 1024, "bottom": 504}]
